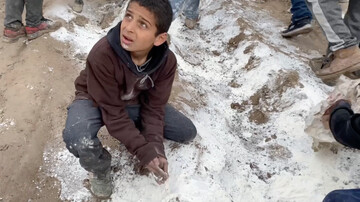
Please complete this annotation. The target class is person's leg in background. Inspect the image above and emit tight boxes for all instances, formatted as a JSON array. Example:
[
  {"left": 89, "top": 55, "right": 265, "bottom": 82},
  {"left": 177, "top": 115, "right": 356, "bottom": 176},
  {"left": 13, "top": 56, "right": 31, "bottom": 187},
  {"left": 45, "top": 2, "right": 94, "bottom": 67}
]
[
  {"left": 282, "top": 0, "right": 313, "bottom": 37},
  {"left": 3, "top": 0, "right": 26, "bottom": 42},
  {"left": 306, "top": 0, "right": 360, "bottom": 80},
  {"left": 183, "top": 0, "right": 200, "bottom": 29},
  {"left": 24, "top": 0, "right": 43, "bottom": 27},
  {"left": 24, "top": 0, "right": 61, "bottom": 40},
  {"left": 344, "top": 0, "right": 360, "bottom": 46},
  {"left": 169, "top": 0, "right": 200, "bottom": 29}
]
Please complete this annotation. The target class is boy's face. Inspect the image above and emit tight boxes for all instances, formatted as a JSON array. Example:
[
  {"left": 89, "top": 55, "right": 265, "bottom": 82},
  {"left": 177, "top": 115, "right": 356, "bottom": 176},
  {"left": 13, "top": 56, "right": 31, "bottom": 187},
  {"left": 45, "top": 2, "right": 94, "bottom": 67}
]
[{"left": 120, "top": 2, "right": 167, "bottom": 53}]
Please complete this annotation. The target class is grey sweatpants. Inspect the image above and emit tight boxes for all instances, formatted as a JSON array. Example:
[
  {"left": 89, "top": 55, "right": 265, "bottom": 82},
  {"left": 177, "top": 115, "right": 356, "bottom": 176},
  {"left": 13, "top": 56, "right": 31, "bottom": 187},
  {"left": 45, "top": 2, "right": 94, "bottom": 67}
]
[
  {"left": 4, "top": 0, "right": 43, "bottom": 28},
  {"left": 63, "top": 99, "right": 197, "bottom": 175},
  {"left": 306, "top": 0, "right": 360, "bottom": 52}
]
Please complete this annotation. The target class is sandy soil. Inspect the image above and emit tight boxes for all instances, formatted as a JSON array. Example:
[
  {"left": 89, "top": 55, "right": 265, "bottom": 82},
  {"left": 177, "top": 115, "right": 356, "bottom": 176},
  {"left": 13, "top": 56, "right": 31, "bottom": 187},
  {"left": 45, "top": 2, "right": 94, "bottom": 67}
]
[{"left": 0, "top": 0, "right": 331, "bottom": 201}]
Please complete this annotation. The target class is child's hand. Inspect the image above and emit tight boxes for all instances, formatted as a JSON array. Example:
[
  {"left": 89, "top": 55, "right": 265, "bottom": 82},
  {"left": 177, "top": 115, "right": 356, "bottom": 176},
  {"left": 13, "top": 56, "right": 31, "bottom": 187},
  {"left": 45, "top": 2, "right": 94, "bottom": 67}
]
[{"left": 146, "top": 157, "right": 169, "bottom": 184}]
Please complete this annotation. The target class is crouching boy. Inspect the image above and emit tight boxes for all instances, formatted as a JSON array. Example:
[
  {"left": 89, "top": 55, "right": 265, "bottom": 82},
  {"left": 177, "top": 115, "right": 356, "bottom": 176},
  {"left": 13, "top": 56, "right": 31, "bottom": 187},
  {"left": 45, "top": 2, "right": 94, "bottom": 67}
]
[{"left": 62, "top": 0, "right": 197, "bottom": 198}]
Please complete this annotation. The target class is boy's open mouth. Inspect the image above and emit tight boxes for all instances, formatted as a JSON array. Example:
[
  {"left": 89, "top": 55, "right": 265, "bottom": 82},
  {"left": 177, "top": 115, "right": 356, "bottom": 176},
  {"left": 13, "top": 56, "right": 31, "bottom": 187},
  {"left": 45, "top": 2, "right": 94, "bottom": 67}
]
[{"left": 122, "top": 35, "right": 134, "bottom": 44}]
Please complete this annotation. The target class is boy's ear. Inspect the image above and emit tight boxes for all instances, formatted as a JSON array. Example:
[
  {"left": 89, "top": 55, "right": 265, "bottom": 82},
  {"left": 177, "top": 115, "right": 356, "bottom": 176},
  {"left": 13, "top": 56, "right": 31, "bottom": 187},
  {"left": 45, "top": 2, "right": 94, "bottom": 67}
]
[{"left": 153, "top": 33, "right": 168, "bottom": 46}]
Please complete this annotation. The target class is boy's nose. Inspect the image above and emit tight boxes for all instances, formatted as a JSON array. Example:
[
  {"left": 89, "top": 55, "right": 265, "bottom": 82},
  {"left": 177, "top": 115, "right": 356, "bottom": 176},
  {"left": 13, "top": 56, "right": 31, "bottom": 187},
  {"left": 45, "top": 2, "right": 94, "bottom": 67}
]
[{"left": 125, "top": 21, "right": 136, "bottom": 33}]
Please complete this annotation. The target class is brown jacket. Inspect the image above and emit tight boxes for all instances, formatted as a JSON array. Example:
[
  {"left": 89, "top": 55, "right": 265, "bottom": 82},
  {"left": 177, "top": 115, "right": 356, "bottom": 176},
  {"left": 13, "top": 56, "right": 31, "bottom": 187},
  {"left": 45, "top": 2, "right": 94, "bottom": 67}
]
[{"left": 74, "top": 22, "right": 177, "bottom": 166}]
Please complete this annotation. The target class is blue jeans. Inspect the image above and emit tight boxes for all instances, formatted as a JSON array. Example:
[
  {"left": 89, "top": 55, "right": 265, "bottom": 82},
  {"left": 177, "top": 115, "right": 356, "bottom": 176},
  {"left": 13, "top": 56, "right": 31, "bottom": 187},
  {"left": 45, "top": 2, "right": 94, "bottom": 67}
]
[
  {"left": 291, "top": 0, "right": 312, "bottom": 24},
  {"left": 63, "top": 99, "right": 197, "bottom": 175},
  {"left": 169, "top": 0, "right": 200, "bottom": 20},
  {"left": 323, "top": 189, "right": 360, "bottom": 202},
  {"left": 4, "top": 0, "right": 43, "bottom": 28}
]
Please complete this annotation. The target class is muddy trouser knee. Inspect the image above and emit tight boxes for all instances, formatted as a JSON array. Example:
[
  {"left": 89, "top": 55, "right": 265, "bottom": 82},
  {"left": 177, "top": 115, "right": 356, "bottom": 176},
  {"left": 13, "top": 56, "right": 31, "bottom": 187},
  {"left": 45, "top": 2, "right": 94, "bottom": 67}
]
[
  {"left": 323, "top": 189, "right": 360, "bottom": 202},
  {"left": 4, "top": 0, "right": 25, "bottom": 28},
  {"left": 306, "top": 0, "right": 358, "bottom": 52},
  {"left": 126, "top": 104, "right": 197, "bottom": 143},
  {"left": 329, "top": 103, "right": 360, "bottom": 149},
  {"left": 63, "top": 100, "right": 111, "bottom": 175}
]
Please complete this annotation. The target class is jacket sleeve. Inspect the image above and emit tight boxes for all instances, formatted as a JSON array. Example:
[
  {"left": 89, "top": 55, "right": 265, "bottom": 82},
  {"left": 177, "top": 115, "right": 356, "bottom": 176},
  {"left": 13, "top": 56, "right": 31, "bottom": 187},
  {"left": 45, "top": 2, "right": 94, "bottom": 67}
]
[
  {"left": 86, "top": 56, "right": 160, "bottom": 166},
  {"left": 140, "top": 52, "right": 177, "bottom": 158}
]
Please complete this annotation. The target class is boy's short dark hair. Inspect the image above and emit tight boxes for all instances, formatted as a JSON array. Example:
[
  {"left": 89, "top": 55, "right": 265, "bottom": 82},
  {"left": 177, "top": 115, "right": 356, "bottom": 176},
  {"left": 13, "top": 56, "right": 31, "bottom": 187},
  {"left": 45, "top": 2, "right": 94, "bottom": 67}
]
[{"left": 128, "top": 0, "right": 173, "bottom": 35}]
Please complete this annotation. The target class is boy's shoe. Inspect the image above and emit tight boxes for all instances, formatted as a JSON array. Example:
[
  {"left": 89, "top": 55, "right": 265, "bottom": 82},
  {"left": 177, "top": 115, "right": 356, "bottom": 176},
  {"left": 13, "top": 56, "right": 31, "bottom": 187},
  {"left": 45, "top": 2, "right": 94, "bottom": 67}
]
[
  {"left": 281, "top": 18, "right": 312, "bottom": 38},
  {"left": 89, "top": 171, "right": 113, "bottom": 199},
  {"left": 315, "top": 46, "right": 360, "bottom": 80},
  {"left": 25, "top": 18, "right": 61, "bottom": 40},
  {"left": 185, "top": 18, "right": 197, "bottom": 29},
  {"left": 72, "top": 0, "right": 84, "bottom": 13},
  {"left": 3, "top": 26, "right": 26, "bottom": 43}
]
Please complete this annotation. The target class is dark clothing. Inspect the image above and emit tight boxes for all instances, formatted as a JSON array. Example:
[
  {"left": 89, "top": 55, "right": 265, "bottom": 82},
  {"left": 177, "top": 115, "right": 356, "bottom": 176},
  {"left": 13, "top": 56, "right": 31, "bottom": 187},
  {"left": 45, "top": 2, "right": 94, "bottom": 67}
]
[
  {"left": 291, "top": 0, "right": 312, "bottom": 24},
  {"left": 4, "top": 0, "right": 43, "bottom": 28},
  {"left": 63, "top": 100, "right": 197, "bottom": 174},
  {"left": 329, "top": 101, "right": 360, "bottom": 149},
  {"left": 70, "top": 22, "right": 192, "bottom": 166},
  {"left": 323, "top": 189, "right": 360, "bottom": 202},
  {"left": 322, "top": 102, "right": 360, "bottom": 201}
]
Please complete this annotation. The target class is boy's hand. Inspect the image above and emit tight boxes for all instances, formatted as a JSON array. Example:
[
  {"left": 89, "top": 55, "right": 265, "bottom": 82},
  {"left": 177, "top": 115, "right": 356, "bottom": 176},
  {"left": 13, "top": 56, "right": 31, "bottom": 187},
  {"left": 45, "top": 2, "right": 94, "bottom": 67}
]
[{"left": 146, "top": 157, "right": 169, "bottom": 184}]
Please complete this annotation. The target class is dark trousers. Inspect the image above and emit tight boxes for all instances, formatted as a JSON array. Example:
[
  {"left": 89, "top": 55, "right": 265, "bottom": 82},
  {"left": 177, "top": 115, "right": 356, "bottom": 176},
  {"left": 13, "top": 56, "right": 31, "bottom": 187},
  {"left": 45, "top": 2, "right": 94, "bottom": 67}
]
[
  {"left": 291, "top": 0, "right": 312, "bottom": 23},
  {"left": 323, "top": 189, "right": 360, "bottom": 202},
  {"left": 329, "top": 102, "right": 360, "bottom": 149},
  {"left": 63, "top": 99, "right": 197, "bottom": 175},
  {"left": 322, "top": 104, "right": 360, "bottom": 201},
  {"left": 4, "top": 0, "right": 43, "bottom": 28}
]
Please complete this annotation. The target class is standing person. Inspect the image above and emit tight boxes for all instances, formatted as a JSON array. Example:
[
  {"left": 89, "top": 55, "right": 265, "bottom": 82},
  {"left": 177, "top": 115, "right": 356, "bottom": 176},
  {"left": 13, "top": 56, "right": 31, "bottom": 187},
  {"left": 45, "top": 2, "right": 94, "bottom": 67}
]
[
  {"left": 306, "top": 0, "right": 360, "bottom": 81},
  {"left": 169, "top": 0, "right": 200, "bottom": 29},
  {"left": 281, "top": 0, "right": 313, "bottom": 37},
  {"left": 62, "top": 0, "right": 197, "bottom": 199},
  {"left": 3, "top": 0, "right": 60, "bottom": 42}
]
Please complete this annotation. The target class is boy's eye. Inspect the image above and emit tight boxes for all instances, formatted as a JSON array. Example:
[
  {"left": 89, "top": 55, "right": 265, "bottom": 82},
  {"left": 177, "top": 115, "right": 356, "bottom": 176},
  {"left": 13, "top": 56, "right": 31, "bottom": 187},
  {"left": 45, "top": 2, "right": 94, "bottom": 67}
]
[
  {"left": 125, "top": 14, "right": 132, "bottom": 20},
  {"left": 140, "top": 23, "right": 147, "bottom": 29}
]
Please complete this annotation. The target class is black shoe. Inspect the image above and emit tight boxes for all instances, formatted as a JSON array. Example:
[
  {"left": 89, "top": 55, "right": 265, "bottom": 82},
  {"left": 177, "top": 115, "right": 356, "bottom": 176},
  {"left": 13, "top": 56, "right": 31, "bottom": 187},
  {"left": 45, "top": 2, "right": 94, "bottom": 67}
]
[{"left": 281, "top": 18, "right": 312, "bottom": 38}]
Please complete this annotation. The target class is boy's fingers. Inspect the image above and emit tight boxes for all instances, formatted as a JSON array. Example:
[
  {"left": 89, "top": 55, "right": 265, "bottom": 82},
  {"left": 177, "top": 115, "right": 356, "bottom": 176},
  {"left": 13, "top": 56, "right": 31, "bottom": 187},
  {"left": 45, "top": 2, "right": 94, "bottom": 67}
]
[{"left": 163, "top": 161, "right": 168, "bottom": 174}]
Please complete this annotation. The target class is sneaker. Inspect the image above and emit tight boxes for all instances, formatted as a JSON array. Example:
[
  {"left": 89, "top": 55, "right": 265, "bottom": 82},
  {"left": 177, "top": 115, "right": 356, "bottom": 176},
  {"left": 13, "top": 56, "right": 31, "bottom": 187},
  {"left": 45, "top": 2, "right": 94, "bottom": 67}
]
[
  {"left": 281, "top": 18, "right": 312, "bottom": 38},
  {"left": 3, "top": 26, "right": 26, "bottom": 43},
  {"left": 25, "top": 18, "right": 61, "bottom": 40},
  {"left": 185, "top": 18, "right": 197, "bottom": 29},
  {"left": 72, "top": 0, "right": 84, "bottom": 13},
  {"left": 89, "top": 171, "right": 113, "bottom": 199},
  {"left": 315, "top": 46, "right": 360, "bottom": 80}
]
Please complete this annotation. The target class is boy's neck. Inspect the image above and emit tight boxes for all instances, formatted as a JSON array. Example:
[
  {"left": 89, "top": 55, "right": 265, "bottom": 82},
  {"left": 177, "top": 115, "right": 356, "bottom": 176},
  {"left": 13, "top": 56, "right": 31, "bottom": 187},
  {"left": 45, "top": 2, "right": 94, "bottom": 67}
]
[{"left": 131, "top": 50, "right": 151, "bottom": 66}]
